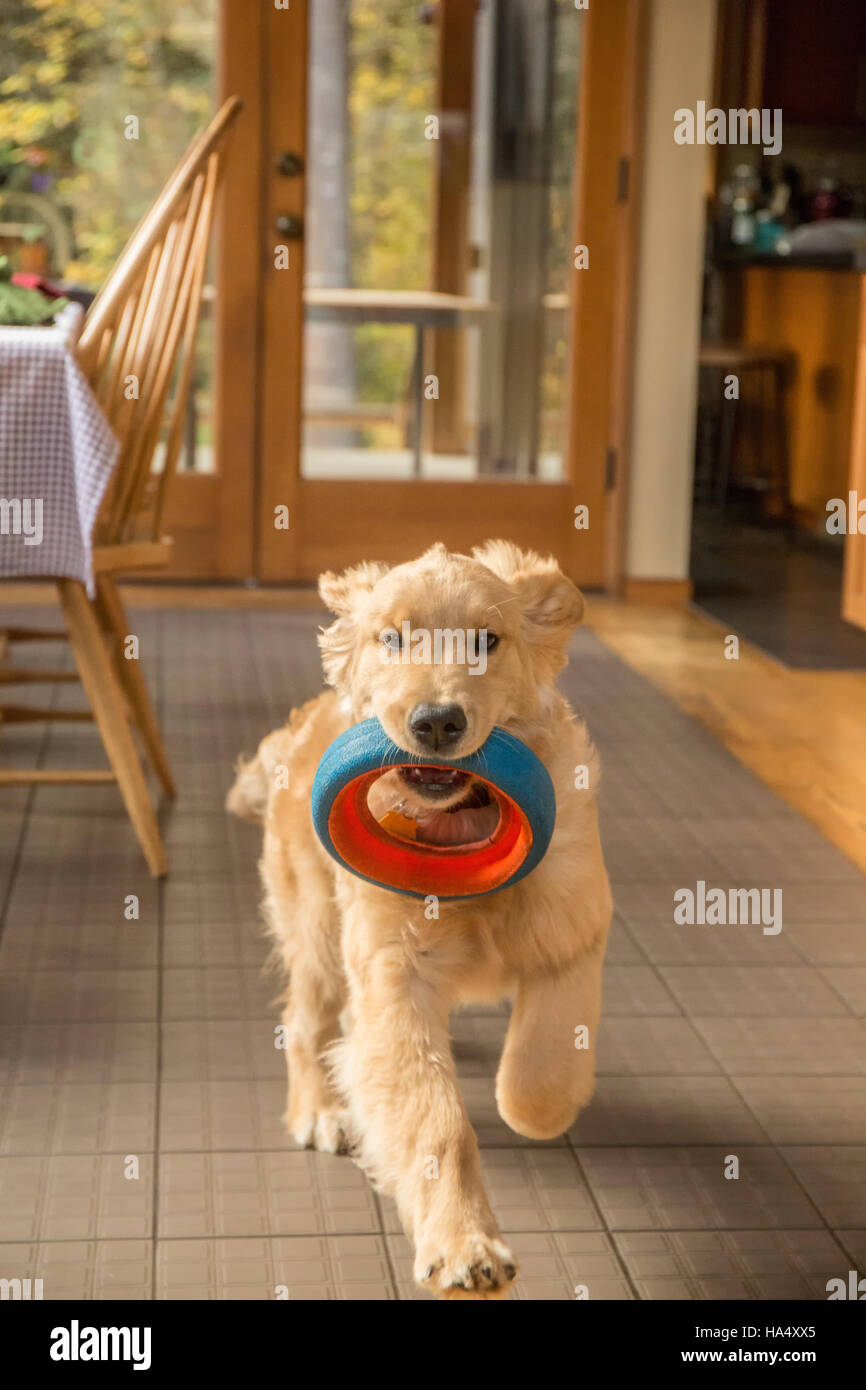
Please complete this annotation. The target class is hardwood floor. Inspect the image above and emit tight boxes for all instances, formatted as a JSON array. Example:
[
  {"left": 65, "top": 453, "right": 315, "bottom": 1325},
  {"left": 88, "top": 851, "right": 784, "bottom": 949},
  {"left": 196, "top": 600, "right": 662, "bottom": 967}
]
[{"left": 585, "top": 598, "right": 866, "bottom": 875}]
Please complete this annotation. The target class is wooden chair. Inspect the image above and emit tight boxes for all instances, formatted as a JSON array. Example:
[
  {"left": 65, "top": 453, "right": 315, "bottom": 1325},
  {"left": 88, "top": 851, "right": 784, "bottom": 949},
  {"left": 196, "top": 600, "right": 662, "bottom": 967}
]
[{"left": 0, "top": 97, "right": 242, "bottom": 876}]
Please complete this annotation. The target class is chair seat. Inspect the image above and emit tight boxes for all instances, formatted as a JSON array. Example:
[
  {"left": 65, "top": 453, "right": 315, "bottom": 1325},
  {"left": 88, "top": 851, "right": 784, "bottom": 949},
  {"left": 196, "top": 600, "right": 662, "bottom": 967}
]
[
  {"left": 92, "top": 538, "right": 173, "bottom": 573},
  {"left": 0, "top": 98, "right": 241, "bottom": 877}
]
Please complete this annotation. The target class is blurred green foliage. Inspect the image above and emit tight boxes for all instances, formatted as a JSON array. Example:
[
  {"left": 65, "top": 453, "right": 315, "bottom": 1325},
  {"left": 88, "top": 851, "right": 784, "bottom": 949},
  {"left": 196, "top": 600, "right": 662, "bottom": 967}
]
[
  {"left": 348, "top": 0, "right": 436, "bottom": 410},
  {"left": 0, "top": 0, "right": 214, "bottom": 281}
]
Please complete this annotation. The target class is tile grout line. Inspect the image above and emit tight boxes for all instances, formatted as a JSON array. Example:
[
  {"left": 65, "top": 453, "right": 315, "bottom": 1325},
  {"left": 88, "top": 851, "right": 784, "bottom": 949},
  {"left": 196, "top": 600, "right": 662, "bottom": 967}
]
[
  {"left": 148, "top": 874, "right": 164, "bottom": 1299},
  {"left": 370, "top": 1190, "right": 402, "bottom": 1300},
  {"left": 6, "top": 1142, "right": 866, "bottom": 1158},
  {"left": 0, "top": 646, "right": 61, "bottom": 953},
  {"left": 3, "top": 1224, "right": 859, "bottom": 1247},
  {"left": 725, "top": 1070, "right": 860, "bottom": 1260},
  {"left": 149, "top": 605, "right": 167, "bottom": 1301},
  {"left": 9, "top": 1068, "right": 866, "bottom": 1090},
  {"left": 1, "top": 639, "right": 69, "bottom": 1253},
  {"left": 564, "top": 1137, "right": 643, "bottom": 1301}
]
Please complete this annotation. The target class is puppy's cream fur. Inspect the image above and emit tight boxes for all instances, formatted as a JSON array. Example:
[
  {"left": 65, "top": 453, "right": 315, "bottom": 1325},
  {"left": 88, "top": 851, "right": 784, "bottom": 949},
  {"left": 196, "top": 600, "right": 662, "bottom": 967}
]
[{"left": 228, "top": 541, "right": 611, "bottom": 1299}]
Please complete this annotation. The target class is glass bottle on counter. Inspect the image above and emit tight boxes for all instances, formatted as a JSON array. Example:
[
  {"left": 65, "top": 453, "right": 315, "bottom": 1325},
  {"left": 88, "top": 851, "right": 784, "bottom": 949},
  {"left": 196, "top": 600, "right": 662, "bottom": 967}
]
[{"left": 729, "top": 164, "right": 760, "bottom": 246}]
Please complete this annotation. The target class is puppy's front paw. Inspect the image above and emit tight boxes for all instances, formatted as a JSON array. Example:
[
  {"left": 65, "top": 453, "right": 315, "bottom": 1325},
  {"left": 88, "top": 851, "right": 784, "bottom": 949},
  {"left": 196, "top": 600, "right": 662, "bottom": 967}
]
[
  {"left": 415, "top": 1232, "right": 518, "bottom": 1300},
  {"left": 286, "top": 1106, "right": 351, "bottom": 1155}
]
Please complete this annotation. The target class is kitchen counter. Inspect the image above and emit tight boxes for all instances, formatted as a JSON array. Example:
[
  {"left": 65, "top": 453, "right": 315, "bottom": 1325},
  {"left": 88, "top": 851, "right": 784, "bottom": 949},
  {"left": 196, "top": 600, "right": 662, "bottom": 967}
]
[
  {"left": 716, "top": 248, "right": 866, "bottom": 272},
  {"left": 711, "top": 262, "right": 866, "bottom": 525}
]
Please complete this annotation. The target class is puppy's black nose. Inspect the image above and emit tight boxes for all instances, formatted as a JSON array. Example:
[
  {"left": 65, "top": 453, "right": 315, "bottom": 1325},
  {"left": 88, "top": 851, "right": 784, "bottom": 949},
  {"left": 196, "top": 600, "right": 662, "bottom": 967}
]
[{"left": 408, "top": 702, "right": 467, "bottom": 752}]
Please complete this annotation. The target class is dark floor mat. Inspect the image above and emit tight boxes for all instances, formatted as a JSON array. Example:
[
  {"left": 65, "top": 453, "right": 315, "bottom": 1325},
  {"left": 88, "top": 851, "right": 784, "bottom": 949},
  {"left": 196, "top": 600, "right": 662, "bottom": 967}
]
[{"left": 690, "top": 511, "right": 866, "bottom": 669}]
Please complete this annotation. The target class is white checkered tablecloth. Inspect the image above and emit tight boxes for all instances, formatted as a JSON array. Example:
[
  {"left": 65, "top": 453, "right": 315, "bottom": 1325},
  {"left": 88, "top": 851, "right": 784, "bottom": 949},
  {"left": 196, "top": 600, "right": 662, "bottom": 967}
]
[{"left": 0, "top": 302, "right": 119, "bottom": 595}]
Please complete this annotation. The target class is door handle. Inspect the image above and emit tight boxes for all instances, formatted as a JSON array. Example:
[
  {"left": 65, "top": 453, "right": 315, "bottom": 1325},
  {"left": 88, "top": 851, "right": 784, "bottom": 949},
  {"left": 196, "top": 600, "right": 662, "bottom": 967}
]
[
  {"left": 275, "top": 213, "right": 304, "bottom": 239},
  {"left": 277, "top": 151, "right": 304, "bottom": 176}
]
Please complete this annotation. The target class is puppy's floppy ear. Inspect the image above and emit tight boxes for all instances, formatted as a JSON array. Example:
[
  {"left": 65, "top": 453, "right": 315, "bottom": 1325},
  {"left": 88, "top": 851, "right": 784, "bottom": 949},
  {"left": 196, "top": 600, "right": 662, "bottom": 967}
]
[
  {"left": 473, "top": 540, "right": 583, "bottom": 678},
  {"left": 317, "top": 560, "right": 389, "bottom": 689},
  {"left": 318, "top": 560, "right": 390, "bottom": 617}
]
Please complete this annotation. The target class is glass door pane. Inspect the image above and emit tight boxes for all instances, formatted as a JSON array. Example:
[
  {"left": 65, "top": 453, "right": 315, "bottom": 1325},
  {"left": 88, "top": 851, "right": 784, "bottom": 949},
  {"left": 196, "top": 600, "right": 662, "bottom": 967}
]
[{"left": 301, "top": 0, "right": 582, "bottom": 482}]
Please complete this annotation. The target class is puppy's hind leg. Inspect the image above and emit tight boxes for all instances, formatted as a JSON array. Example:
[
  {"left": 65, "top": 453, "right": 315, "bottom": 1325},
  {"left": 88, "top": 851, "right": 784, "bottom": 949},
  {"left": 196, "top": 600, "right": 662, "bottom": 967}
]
[
  {"left": 279, "top": 948, "right": 348, "bottom": 1153},
  {"left": 263, "top": 858, "right": 349, "bottom": 1154}
]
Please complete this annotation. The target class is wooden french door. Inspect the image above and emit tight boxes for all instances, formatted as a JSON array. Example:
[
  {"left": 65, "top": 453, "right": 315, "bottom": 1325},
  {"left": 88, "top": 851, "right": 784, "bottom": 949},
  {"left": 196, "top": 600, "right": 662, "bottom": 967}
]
[{"left": 170, "top": 0, "right": 646, "bottom": 586}]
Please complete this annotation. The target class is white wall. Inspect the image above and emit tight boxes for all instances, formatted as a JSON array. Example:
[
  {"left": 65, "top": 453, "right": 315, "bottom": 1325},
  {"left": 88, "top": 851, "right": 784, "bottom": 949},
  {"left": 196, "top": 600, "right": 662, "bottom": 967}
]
[{"left": 626, "top": 0, "right": 718, "bottom": 581}]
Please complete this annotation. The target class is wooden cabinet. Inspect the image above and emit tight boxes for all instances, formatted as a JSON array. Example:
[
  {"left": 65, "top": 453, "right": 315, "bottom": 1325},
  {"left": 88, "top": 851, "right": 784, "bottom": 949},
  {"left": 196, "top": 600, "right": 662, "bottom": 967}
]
[
  {"left": 842, "top": 277, "right": 866, "bottom": 632},
  {"left": 738, "top": 267, "right": 863, "bottom": 523},
  {"left": 762, "top": 0, "right": 866, "bottom": 126}
]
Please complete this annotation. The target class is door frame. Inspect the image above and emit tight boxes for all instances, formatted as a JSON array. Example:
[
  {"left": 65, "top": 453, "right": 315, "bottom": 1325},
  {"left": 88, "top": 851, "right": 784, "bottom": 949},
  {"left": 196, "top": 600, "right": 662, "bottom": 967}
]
[
  {"left": 160, "top": 0, "right": 263, "bottom": 580},
  {"left": 168, "top": 0, "right": 647, "bottom": 587}
]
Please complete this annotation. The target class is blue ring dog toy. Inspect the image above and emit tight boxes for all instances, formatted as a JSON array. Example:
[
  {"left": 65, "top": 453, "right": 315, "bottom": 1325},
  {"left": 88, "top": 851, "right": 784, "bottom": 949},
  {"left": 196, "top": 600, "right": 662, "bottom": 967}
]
[{"left": 311, "top": 717, "right": 556, "bottom": 899}]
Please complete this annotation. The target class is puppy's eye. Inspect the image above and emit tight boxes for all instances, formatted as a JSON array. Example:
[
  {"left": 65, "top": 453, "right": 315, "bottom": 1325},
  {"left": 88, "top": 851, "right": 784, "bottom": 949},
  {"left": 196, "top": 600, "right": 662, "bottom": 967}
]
[
  {"left": 379, "top": 627, "right": 402, "bottom": 651},
  {"left": 476, "top": 630, "right": 499, "bottom": 656}
]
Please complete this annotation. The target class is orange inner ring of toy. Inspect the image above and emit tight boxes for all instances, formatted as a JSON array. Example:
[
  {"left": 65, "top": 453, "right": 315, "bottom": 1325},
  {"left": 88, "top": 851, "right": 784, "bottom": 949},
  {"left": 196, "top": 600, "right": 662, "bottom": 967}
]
[{"left": 328, "top": 767, "right": 533, "bottom": 896}]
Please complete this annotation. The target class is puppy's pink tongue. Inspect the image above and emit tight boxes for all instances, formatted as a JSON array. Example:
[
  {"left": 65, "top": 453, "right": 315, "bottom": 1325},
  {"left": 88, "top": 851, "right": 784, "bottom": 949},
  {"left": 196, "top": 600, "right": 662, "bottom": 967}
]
[{"left": 414, "top": 803, "right": 500, "bottom": 847}]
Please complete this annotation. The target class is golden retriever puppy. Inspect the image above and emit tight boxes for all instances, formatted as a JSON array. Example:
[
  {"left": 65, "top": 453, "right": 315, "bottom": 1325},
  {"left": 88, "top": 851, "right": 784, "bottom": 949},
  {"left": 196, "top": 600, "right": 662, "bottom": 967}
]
[{"left": 227, "top": 541, "right": 612, "bottom": 1300}]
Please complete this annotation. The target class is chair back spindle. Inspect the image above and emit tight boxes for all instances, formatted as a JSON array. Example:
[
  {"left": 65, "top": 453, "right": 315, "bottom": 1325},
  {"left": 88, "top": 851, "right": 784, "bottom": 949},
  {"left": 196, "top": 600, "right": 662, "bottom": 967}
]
[{"left": 76, "top": 97, "right": 242, "bottom": 548}]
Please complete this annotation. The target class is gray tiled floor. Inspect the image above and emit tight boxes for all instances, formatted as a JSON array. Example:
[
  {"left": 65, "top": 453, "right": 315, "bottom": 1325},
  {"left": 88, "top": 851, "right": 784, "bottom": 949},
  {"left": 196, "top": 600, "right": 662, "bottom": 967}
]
[{"left": 0, "top": 606, "right": 864, "bottom": 1300}]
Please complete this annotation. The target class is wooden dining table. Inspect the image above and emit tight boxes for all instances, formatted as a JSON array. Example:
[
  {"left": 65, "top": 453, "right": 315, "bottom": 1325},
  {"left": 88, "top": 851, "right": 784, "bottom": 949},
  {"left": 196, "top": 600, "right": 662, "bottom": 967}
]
[{"left": 0, "top": 302, "right": 118, "bottom": 595}]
